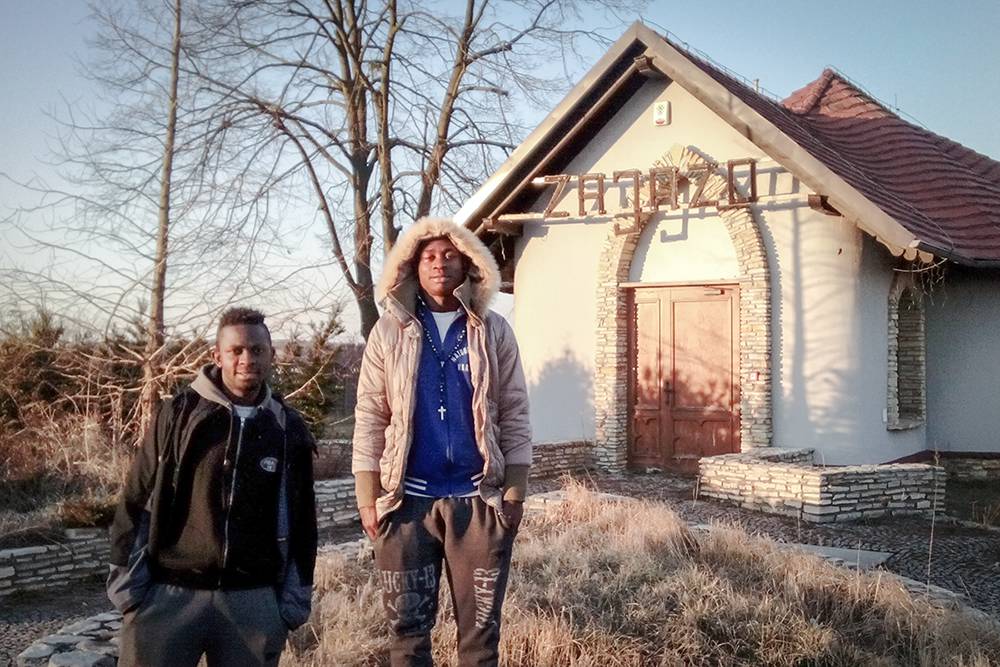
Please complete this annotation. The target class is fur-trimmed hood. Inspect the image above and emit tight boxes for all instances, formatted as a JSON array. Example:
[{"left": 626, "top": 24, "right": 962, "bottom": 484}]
[{"left": 376, "top": 217, "right": 500, "bottom": 320}]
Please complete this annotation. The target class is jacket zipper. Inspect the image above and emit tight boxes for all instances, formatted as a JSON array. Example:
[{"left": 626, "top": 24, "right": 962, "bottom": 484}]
[
  {"left": 444, "top": 323, "right": 453, "bottom": 495},
  {"left": 221, "top": 412, "right": 247, "bottom": 584}
]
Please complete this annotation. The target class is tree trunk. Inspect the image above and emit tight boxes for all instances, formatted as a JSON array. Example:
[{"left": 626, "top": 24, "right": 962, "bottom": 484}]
[
  {"left": 356, "top": 287, "right": 379, "bottom": 341},
  {"left": 140, "top": 0, "right": 181, "bottom": 434}
]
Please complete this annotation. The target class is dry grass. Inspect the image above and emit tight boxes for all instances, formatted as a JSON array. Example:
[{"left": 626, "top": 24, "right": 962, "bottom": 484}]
[
  {"left": 0, "top": 413, "right": 128, "bottom": 544},
  {"left": 947, "top": 481, "right": 1000, "bottom": 528},
  {"left": 283, "top": 481, "right": 1000, "bottom": 667}
]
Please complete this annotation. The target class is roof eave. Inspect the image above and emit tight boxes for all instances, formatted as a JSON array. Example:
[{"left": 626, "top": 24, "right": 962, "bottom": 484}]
[
  {"left": 634, "top": 24, "right": 924, "bottom": 257},
  {"left": 458, "top": 22, "right": 979, "bottom": 268},
  {"left": 455, "top": 22, "right": 648, "bottom": 230}
]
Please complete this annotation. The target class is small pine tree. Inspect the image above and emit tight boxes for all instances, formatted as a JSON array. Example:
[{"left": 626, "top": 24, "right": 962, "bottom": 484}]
[{"left": 271, "top": 307, "right": 346, "bottom": 438}]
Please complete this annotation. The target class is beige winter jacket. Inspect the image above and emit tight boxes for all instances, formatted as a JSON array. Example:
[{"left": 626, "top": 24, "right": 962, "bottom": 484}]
[{"left": 352, "top": 218, "right": 532, "bottom": 520}]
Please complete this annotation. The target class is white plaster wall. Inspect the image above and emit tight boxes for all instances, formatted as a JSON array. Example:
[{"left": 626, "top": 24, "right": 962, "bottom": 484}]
[
  {"left": 925, "top": 268, "right": 1000, "bottom": 453},
  {"left": 763, "top": 211, "right": 924, "bottom": 463},
  {"left": 510, "top": 77, "right": 925, "bottom": 462},
  {"left": 628, "top": 209, "right": 739, "bottom": 283}
]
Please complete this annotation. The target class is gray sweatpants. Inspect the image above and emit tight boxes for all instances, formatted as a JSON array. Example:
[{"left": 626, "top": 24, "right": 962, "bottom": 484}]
[
  {"left": 118, "top": 583, "right": 288, "bottom": 667},
  {"left": 374, "top": 496, "right": 516, "bottom": 667}
]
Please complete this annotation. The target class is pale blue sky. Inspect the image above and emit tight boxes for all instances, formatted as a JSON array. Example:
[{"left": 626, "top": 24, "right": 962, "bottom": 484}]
[
  {"left": 0, "top": 1, "right": 998, "bottom": 336},
  {"left": 2, "top": 1, "right": 998, "bottom": 191}
]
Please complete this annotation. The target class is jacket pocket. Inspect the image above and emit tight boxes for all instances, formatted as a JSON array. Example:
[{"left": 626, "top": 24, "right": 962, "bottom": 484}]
[
  {"left": 106, "top": 560, "right": 152, "bottom": 614},
  {"left": 106, "top": 513, "right": 153, "bottom": 614}
]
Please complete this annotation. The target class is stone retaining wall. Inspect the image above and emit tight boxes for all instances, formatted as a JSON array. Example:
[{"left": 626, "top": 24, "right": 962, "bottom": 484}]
[
  {"left": 314, "top": 438, "right": 352, "bottom": 479},
  {"left": 941, "top": 457, "right": 1000, "bottom": 482},
  {"left": 530, "top": 441, "right": 592, "bottom": 479},
  {"left": 310, "top": 441, "right": 594, "bottom": 531},
  {"left": 314, "top": 477, "right": 358, "bottom": 531},
  {"left": 2, "top": 443, "right": 591, "bottom": 600},
  {"left": 699, "top": 450, "right": 945, "bottom": 523},
  {"left": 0, "top": 529, "right": 108, "bottom": 599}
]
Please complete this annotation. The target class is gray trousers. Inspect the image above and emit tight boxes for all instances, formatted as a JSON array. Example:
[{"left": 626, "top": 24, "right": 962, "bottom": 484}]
[
  {"left": 118, "top": 583, "right": 288, "bottom": 667},
  {"left": 374, "top": 496, "right": 516, "bottom": 667}
]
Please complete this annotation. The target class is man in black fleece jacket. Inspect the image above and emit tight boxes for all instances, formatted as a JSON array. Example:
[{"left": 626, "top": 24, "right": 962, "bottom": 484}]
[{"left": 107, "top": 308, "right": 317, "bottom": 667}]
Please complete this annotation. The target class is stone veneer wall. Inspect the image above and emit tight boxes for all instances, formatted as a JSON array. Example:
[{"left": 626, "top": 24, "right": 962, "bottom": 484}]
[
  {"left": 699, "top": 450, "right": 945, "bottom": 523},
  {"left": 886, "top": 274, "right": 926, "bottom": 430},
  {"left": 0, "top": 529, "right": 108, "bottom": 599},
  {"left": 530, "top": 441, "right": 592, "bottom": 478},
  {"left": 593, "top": 146, "right": 772, "bottom": 471},
  {"left": 941, "top": 457, "right": 1000, "bottom": 482}
]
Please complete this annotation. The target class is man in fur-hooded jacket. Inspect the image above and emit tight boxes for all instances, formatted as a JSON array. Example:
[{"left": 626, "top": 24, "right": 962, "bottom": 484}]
[{"left": 353, "top": 217, "right": 531, "bottom": 666}]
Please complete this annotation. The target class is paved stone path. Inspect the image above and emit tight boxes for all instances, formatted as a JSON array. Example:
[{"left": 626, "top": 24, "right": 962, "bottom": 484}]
[{"left": 1, "top": 578, "right": 107, "bottom": 667}]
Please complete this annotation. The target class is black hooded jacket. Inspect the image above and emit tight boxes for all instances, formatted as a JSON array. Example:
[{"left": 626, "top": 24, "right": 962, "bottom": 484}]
[{"left": 107, "top": 365, "right": 317, "bottom": 626}]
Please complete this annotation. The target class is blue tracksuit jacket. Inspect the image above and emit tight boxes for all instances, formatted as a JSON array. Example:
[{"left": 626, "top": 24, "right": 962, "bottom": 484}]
[{"left": 404, "top": 303, "right": 484, "bottom": 497}]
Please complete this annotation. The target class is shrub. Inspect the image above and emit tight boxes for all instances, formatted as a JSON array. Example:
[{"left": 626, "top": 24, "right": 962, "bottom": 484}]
[
  {"left": 0, "top": 413, "right": 128, "bottom": 526},
  {"left": 271, "top": 307, "right": 357, "bottom": 439},
  {"left": 56, "top": 493, "right": 119, "bottom": 528}
]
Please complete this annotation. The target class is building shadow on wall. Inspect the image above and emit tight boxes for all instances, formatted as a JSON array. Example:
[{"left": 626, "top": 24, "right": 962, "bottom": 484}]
[
  {"left": 759, "top": 204, "right": 866, "bottom": 458},
  {"left": 527, "top": 348, "right": 594, "bottom": 442}
]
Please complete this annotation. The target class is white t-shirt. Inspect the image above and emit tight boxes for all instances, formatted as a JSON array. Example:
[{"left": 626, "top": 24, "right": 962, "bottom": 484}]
[
  {"left": 232, "top": 404, "right": 257, "bottom": 420},
  {"left": 431, "top": 309, "right": 460, "bottom": 342}
]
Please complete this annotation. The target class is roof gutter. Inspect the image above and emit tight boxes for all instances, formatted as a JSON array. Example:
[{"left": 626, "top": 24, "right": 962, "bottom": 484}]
[{"left": 916, "top": 241, "right": 1000, "bottom": 269}]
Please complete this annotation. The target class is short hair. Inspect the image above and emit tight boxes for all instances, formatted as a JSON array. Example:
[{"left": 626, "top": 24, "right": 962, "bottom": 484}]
[{"left": 216, "top": 307, "right": 271, "bottom": 345}]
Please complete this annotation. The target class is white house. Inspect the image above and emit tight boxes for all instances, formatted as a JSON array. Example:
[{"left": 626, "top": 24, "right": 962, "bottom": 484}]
[{"left": 455, "top": 23, "right": 1000, "bottom": 472}]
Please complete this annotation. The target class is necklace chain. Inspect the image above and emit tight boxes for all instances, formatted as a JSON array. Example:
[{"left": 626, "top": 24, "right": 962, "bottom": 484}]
[{"left": 417, "top": 296, "right": 466, "bottom": 421}]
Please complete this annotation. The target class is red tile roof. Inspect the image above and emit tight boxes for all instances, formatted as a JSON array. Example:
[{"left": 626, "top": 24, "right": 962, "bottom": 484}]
[{"left": 675, "top": 41, "right": 1000, "bottom": 263}]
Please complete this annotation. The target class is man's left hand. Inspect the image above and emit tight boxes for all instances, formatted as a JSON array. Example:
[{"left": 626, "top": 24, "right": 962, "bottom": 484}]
[{"left": 502, "top": 500, "right": 524, "bottom": 533}]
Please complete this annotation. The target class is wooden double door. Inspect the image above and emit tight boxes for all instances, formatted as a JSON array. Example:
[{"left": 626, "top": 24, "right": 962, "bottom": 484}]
[{"left": 628, "top": 284, "right": 741, "bottom": 472}]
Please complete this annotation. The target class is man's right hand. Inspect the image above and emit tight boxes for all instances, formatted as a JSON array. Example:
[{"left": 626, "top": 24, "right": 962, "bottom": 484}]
[{"left": 360, "top": 506, "right": 379, "bottom": 541}]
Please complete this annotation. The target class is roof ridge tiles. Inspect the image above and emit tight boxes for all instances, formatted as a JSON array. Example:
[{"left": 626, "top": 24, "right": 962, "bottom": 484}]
[{"left": 782, "top": 68, "right": 837, "bottom": 115}]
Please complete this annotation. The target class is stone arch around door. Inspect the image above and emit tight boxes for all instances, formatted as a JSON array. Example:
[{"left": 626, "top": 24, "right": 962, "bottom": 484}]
[{"left": 593, "top": 146, "right": 773, "bottom": 471}]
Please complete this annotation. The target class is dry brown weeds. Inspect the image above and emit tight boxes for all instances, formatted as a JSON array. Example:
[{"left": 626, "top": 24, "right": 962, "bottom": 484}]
[
  {"left": 283, "top": 481, "right": 1000, "bottom": 667},
  {"left": 0, "top": 413, "right": 128, "bottom": 542}
]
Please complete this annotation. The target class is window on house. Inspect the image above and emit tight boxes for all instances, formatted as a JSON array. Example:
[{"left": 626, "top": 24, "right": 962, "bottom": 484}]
[{"left": 887, "top": 278, "right": 925, "bottom": 429}]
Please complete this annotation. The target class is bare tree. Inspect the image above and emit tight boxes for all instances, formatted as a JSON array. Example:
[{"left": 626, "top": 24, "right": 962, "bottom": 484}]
[
  {"left": 0, "top": 0, "right": 346, "bottom": 435},
  {"left": 141, "top": 0, "right": 183, "bottom": 426},
  {"left": 187, "top": 0, "right": 642, "bottom": 338}
]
